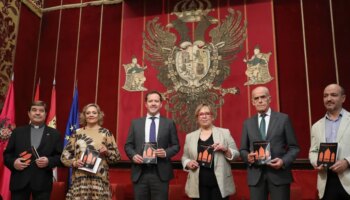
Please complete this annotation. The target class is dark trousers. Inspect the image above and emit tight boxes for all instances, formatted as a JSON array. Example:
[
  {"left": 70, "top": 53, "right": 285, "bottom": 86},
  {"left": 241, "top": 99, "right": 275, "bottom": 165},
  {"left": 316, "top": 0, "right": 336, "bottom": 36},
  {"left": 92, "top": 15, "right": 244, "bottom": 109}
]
[
  {"left": 11, "top": 183, "right": 51, "bottom": 200},
  {"left": 249, "top": 172, "right": 290, "bottom": 200},
  {"left": 192, "top": 185, "right": 229, "bottom": 200},
  {"left": 134, "top": 166, "right": 169, "bottom": 200},
  {"left": 322, "top": 170, "right": 350, "bottom": 200}
]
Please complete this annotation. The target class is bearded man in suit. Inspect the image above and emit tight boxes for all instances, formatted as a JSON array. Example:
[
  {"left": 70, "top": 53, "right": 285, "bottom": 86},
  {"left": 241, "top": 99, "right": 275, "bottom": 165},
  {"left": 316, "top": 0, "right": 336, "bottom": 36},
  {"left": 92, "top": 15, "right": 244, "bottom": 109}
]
[
  {"left": 124, "top": 90, "right": 180, "bottom": 200},
  {"left": 309, "top": 83, "right": 350, "bottom": 200},
  {"left": 240, "top": 86, "right": 300, "bottom": 200}
]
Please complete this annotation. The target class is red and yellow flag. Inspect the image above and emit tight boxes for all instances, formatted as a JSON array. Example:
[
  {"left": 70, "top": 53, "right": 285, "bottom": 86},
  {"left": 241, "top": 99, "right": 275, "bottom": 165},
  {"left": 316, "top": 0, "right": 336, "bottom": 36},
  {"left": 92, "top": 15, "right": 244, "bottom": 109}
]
[
  {"left": 46, "top": 79, "right": 57, "bottom": 181},
  {"left": 46, "top": 80, "right": 56, "bottom": 128},
  {"left": 0, "top": 75, "right": 16, "bottom": 200}
]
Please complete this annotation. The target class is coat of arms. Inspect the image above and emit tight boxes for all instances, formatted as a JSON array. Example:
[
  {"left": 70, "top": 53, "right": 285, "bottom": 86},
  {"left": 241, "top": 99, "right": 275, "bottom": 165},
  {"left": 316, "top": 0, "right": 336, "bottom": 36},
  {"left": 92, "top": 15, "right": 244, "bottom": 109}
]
[
  {"left": 123, "top": 56, "right": 147, "bottom": 91},
  {"left": 143, "top": 0, "right": 247, "bottom": 132},
  {"left": 0, "top": 118, "right": 13, "bottom": 141},
  {"left": 243, "top": 45, "right": 273, "bottom": 85}
]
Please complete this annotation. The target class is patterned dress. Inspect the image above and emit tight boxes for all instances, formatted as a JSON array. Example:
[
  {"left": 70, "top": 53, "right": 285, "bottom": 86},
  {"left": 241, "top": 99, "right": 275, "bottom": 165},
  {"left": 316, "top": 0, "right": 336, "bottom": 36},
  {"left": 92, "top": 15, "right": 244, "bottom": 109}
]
[{"left": 61, "top": 127, "right": 120, "bottom": 200}]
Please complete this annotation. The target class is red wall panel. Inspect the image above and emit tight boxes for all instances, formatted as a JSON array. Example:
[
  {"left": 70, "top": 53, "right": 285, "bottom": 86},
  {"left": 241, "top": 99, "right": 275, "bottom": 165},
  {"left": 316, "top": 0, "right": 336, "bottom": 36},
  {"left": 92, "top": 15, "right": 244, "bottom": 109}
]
[
  {"left": 332, "top": 0, "right": 350, "bottom": 109},
  {"left": 97, "top": 4, "right": 122, "bottom": 135},
  {"left": 36, "top": 10, "right": 60, "bottom": 111},
  {"left": 13, "top": 4, "right": 41, "bottom": 126},
  {"left": 303, "top": 0, "right": 337, "bottom": 123},
  {"left": 76, "top": 6, "right": 101, "bottom": 109},
  {"left": 274, "top": 0, "right": 310, "bottom": 157},
  {"left": 62, "top": 0, "right": 82, "bottom": 5},
  {"left": 55, "top": 8, "right": 81, "bottom": 134},
  {"left": 44, "top": 0, "right": 61, "bottom": 8}
]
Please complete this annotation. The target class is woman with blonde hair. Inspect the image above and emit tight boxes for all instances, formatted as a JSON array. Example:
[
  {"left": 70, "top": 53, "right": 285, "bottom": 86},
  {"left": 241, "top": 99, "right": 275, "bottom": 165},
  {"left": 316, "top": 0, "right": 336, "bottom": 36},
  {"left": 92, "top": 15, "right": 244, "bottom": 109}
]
[
  {"left": 182, "top": 103, "right": 239, "bottom": 200},
  {"left": 61, "top": 103, "right": 120, "bottom": 199}
]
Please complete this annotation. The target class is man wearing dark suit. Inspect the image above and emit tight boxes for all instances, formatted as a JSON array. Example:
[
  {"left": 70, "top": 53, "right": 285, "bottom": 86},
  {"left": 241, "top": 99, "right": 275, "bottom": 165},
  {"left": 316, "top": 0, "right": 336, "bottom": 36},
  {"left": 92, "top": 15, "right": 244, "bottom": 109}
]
[
  {"left": 240, "top": 86, "right": 300, "bottom": 200},
  {"left": 4, "top": 101, "right": 62, "bottom": 200},
  {"left": 124, "top": 90, "right": 180, "bottom": 200}
]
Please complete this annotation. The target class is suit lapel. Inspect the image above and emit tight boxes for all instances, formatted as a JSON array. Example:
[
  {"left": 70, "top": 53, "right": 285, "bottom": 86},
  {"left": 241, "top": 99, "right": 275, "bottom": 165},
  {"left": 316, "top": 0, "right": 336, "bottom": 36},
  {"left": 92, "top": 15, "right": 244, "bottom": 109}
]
[
  {"left": 24, "top": 125, "right": 32, "bottom": 150},
  {"left": 212, "top": 126, "right": 220, "bottom": 143},
  {"left": 37, "top": 125, "right": 50, "bottom": 151},
  {"left": 190, "top": 129, "right": 200, "bottom": 160},
  {"left": 212, "top": 127, "right": 220, "bottom": 166},
  {"left": 139, "top": 118, "right": 146, "bottom": 144},
  {"left": 337, "top": 111, "right": 350, "bottom": 142},
  {"left": 253, "top": 115, "right": 262, "bottom": 139},
  {"left": 266, "top": 112, "right": 277, "bottom": 140},
  {"left": 319, "top": 118, "right": 326, "bottom": 142},
  {"left": 157, "top": 117, "right": 165, "bottom": 142}
]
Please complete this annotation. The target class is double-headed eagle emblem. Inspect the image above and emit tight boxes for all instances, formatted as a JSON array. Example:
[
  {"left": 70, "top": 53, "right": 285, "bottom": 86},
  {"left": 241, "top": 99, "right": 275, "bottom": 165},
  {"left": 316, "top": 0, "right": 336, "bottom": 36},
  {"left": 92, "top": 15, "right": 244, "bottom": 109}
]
[{"left": 143, "top": 0, "right": 247, "bottom": 132}]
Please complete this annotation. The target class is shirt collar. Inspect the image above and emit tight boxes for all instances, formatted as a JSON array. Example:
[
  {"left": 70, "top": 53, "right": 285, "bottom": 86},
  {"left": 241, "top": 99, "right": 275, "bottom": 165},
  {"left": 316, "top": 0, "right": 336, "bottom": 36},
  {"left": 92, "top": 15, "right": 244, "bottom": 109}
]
[
  {"left": 30, "top": 123, "right": 45, "bottom": 129},
  {"left": 325, "top": 108, "right": 344, "bottom": 120},
  {"left": 259, "top": 108, "right": 271, "bottom": 117},
  {"left": 147, "top": 113, "right": 160, "bottom": 119}
]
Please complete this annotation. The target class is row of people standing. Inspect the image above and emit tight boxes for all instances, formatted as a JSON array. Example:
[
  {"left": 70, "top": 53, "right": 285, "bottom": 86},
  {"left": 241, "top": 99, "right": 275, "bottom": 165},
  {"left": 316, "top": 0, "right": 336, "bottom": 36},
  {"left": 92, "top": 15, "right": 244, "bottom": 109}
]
[
  {"left": 3, "top": 84, "right": 350, "bottom": 200},
  {"left": 126, "top": 86, "right": 349, "bottom": 200}
]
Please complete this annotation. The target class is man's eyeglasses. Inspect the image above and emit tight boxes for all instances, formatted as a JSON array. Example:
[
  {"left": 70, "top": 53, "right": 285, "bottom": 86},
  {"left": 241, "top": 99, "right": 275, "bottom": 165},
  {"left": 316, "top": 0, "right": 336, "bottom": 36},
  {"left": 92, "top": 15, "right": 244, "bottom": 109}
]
[{"left": 198, "top": 112, "right": 212, "bottom": 117}]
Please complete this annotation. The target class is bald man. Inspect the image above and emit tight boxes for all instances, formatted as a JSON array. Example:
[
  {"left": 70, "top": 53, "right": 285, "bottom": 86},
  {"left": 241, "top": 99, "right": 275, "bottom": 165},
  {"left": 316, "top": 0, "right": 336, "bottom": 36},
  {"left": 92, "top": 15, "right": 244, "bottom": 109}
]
[
  {"left": 240, "top": 86, "right": 300, "bottom": 200},
  {"left": 309, "top": 84, "right": 350, "bottom": 200}
]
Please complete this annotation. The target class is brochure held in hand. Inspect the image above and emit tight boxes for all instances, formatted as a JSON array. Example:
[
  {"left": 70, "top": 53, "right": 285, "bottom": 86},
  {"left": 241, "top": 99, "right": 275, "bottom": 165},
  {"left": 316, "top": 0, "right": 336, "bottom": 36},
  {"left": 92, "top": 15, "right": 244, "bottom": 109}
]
[
  {"left": 197, "top": 144, "right": 214, "bottom": 168},
  {"left": 317, "top": 142, "right": 338, "bottom": 167},
  {"left": 79, "top": 148, "right": 102, "bottom": 173},
  {"left": 142, "top": 142, "right": 157, "bottom": 164},
  {"left": 19, "top": 150, "right": 32, "bottom": 165},
  {"left": 253, "top": 141, "right": 271, "bottom": 165}
]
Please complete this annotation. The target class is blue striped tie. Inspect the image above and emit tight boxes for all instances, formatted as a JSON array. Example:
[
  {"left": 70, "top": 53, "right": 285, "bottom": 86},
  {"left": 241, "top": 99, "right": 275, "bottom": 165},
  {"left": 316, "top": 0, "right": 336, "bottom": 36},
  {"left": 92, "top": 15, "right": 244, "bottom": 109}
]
[{"left": 149, "top": 117, "right": 156, "bottom": 142}]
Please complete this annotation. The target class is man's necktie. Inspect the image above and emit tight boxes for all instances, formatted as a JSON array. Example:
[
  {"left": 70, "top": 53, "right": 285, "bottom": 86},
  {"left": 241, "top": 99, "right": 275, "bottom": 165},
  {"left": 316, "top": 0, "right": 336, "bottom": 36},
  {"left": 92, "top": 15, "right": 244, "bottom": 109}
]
[
  {"left": 259, "top": 114, "right": 266, "bottom": 140},
  {"left": 149, "top": 117, "right": 156, "bottom": 142}
]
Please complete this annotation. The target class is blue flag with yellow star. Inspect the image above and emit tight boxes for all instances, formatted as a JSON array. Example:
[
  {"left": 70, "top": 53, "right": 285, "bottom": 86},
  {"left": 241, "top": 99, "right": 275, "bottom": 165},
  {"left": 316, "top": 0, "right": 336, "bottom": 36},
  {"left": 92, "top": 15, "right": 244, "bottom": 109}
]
[{"left": 64, "top": 86, "right": 79, "bottom": 186}]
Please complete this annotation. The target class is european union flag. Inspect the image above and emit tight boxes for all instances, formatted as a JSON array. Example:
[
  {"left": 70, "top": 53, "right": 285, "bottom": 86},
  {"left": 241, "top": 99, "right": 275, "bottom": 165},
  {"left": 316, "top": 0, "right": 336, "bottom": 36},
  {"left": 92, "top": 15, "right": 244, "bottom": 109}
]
[{"left": 64, "top": 87, "right": 79, "bottom": 186}]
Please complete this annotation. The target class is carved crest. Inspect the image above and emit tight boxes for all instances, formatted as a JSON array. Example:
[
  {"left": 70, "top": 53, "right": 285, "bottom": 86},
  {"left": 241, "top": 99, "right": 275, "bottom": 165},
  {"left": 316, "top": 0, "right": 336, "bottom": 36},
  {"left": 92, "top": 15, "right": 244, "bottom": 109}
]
[{"left": 143, "top": 0, "right": 247, "bottom": 132}]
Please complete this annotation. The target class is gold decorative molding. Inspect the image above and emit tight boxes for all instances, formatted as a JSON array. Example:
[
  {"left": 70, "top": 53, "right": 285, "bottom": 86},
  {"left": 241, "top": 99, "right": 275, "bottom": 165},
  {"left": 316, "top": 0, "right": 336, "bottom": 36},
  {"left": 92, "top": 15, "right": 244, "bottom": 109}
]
[
  {"left": 21, "top": 0, "right": 123, "bottom": 17},
  {"left": 0, "top": 0, "right": 20, "bottom": 108},
  {"left": 42, "top": 0, "right": 123, "bottom": 13},
  {"left": 21, "top": 0, "right": 42, "bottom": 17}
]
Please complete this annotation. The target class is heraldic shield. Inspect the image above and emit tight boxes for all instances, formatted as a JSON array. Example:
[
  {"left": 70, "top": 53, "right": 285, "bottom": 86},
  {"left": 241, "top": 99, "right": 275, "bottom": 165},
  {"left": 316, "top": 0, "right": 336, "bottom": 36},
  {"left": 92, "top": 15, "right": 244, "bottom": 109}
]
[{"left": 175, "top": 46, "right": 210, "bottom": 86}]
